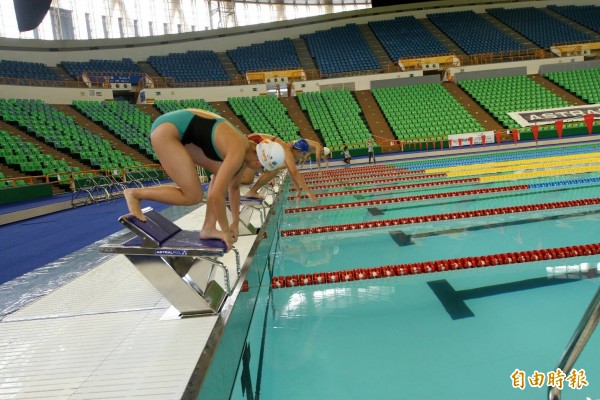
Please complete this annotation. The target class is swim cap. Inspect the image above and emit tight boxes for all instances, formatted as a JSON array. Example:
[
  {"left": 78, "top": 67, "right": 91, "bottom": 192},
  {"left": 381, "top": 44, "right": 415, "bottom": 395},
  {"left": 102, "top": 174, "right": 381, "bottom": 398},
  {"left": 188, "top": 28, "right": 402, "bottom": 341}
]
[
  {"left": 323, "top": 147, "right": 331, "bottom": 156},
  {"left": 292, "top": 139, "right": 309, "bottom": 153},
  {"left": 247, "top": 133, "right": 264, "bottom": 144},
  {"left": 256, "top": 139, "right": 285, "bottom": 171}
]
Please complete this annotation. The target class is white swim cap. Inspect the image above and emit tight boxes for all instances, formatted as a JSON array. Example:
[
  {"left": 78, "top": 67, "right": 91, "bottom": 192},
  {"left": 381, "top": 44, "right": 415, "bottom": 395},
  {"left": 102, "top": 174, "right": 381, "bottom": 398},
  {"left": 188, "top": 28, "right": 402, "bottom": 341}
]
[
  {"left": 256, "top": 139, "right": 285, "bottom": 171},
  {"left": 323, "top": 147, "right": 331, "bottom": 156}
]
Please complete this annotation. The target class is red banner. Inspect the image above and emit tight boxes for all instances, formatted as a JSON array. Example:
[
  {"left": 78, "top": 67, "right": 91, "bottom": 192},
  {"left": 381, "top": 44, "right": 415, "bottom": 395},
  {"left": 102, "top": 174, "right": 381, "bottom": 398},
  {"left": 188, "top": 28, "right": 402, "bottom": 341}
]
[
  {"left": 584, "top": 113, "right": 595, "bottom": 135},
  {"left": 511, "top": 129, "right": 519, "bottom": 145},
  {"left": 554, "top": 120, "right": 563, "bottom": 139},
  {"left": 532, "top": 124, "right": 540, "bottom": 143}
]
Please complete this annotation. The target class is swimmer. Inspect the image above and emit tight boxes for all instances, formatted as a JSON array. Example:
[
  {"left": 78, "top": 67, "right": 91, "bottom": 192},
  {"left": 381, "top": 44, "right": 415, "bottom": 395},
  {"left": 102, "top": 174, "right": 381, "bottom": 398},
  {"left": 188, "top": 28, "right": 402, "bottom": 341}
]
[
  {"left": 297, "top": 138, "right": 330, "bottom": 169},
  {"left": 244, "top": 135, "right": 318, "bottom": 203},
  {"left": 124, "top": 109, "right": 285, "bottom": 251}
]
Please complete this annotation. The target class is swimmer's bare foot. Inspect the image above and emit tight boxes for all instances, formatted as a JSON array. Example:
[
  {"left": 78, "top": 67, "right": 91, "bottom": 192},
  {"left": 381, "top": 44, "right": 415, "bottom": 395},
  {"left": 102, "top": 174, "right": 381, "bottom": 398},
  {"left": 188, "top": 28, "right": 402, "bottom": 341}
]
[
  {"left": 200, "top": 227, "right": 233, "bottom": 252},
  {"left": 244, "top": 191, "right": 264, "bottom": 200},
  {"left": 124, "top": 189, "right": 145, "bottom": 221}
]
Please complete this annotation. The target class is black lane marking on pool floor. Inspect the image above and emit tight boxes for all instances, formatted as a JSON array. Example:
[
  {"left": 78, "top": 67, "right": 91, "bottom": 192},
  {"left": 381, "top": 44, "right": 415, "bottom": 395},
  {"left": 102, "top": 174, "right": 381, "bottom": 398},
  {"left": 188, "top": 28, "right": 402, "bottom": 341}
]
[
  {"left": 388, "top": 208, "right": 600, "bottom": 247},
  {"left": 429, "top": 270, "right": 597, "bottom": 320}
]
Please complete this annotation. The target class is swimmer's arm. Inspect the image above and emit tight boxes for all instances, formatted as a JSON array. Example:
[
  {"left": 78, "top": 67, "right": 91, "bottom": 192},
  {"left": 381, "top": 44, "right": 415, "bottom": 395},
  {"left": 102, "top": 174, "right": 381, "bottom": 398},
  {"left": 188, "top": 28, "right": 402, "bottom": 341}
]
[
  {"left": 249, "top": 169, "right": 279, "bottom": 195},
  {"left": 314, "top": 144, "right": 322, "bottom": 169},
  {"left": 284, "top": 147, "right": 317, "bottom": 203},
  {"left": 227, "top": 170, "right": 242, "bottom": 240},
  {"left": 210, "top": 146, "right": 245, "bottom": 237}
]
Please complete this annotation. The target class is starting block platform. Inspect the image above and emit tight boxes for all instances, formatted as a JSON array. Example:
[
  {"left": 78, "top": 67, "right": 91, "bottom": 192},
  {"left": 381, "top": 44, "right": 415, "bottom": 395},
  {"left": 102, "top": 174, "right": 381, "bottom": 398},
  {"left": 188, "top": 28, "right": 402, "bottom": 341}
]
[{"left": 100, "top": 207, "right": 240, "bottom": 318}]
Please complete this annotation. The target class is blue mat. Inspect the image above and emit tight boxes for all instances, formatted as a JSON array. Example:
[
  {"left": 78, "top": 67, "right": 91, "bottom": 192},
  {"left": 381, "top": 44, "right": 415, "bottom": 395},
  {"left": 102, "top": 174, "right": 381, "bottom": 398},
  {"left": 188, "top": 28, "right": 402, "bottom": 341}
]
[{"left": 0, "top": 199, "right": 169, "bottom": 284}]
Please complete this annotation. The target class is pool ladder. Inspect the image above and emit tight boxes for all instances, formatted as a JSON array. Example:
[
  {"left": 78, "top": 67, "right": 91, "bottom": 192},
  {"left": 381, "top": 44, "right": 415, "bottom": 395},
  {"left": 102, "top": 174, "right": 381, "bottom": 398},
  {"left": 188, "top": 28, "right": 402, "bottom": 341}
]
[{"left": 548, "top": 285, "right": 600, "bottom": 400}]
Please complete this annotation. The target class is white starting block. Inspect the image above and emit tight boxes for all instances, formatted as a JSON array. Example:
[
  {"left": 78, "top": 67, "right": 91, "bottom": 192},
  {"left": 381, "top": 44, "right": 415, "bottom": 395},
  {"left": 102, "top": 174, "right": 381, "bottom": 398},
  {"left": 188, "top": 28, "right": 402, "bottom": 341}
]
[{"left": 100, "top": 207, "right": 240, "bottom": 317}]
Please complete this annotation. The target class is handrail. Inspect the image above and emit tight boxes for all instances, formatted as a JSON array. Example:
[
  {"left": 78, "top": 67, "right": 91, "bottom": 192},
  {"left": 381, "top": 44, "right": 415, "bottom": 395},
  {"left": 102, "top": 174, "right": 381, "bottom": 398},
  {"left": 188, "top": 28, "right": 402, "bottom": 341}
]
[{"left": 548, "top": 284, "right": 600, "bottom": 400}]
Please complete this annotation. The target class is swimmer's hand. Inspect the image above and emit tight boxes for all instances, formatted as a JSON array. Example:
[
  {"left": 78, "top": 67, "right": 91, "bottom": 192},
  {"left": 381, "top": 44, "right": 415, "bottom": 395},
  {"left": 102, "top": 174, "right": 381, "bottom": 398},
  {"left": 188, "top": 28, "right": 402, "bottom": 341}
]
[{"left": 229, "top": 224, "right": 239, "bottom": 243}]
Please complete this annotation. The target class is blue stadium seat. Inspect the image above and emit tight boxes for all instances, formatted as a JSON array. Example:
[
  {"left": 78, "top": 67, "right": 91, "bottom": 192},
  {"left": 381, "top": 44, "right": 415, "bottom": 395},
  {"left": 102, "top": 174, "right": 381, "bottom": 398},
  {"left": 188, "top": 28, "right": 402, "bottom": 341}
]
[
  {"left": 427, "top": 11, "right": 526, "bottom": 55},
  {"left": 301, "top": 24, "right": 381, "bottom": 75},
  {"left": 226, "top": 39, "right": 301, "bottom": 74},
  {"left": 486, "top": 7, "right": 592, "bottom": 48},
  {"left": 369, "top": 16, "right": 448, "bottom": 60}
]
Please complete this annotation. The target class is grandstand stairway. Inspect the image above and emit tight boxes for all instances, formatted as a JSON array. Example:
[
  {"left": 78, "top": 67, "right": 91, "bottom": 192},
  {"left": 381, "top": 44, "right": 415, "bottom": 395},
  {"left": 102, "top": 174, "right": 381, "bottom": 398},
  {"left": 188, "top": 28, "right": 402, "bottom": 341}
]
[
  {"left": 279, "top": 96, "right": 320, "bottom": 143},
  {"left": 53, "top": 104, "right": 155, "bottom": 165},
  {"left": 530, "top": 75, "right": 587, "bottom": 106},
  {"left": 418, "top": 18, "right": 467, "bottom": 58},
  {"left": 441, "top": 82, "right": 504, "bottom": 133},
  {"left": 136, "top": 61, "right": 162, "bottom": 81},
  {"left": 216, "top": 53, "right": 242, "bottom": 80},
  {"left": 354, "top": 90, "right": 399, "bottom": 150},
  {"left": 542, "top": 7, "right": 600, "bottom": 43},
  {"left": 211, "top": 102, "right": 251, "bottom": 135},
  {"left": 48, "top": 65, "right": 76, "bottom": 83},
  {"left": 357, "top": 24, "right": 391, "bottom": 69},
  {"left": 479, "top": 13, "right": 539, "bottom": 51},
  {"left": 292, "top": 38, "right": 317, "bottom": 72}
]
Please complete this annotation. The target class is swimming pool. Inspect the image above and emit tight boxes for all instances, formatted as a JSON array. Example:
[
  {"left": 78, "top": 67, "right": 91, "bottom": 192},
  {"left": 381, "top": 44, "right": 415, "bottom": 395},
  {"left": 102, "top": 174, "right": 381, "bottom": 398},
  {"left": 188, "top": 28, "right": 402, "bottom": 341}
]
[{"left": 207, "top": 143, "right": 600, "bottom": 400}]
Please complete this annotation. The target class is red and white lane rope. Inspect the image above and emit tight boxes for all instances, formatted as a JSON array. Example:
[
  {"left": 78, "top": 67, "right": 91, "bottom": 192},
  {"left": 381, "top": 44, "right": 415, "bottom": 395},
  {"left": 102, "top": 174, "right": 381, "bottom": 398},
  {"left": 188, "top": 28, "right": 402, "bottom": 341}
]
[
  {"left": 301, "top": 165, "right": 399, "bottom": 180},
  {"left": 271, "top": 243, "right": 600, "bottom": 289},
  {"left": 286, "top": 184, "right": 529, "bottom": 213},
  {"left": 290, "top": 174, "right": 450, "bottom": 192},
  {"left": 288, "top": 174, "right": 469, "bottom": 200},
  {"left": 281, "top": 198, "right": 600, "bottom": 236}
]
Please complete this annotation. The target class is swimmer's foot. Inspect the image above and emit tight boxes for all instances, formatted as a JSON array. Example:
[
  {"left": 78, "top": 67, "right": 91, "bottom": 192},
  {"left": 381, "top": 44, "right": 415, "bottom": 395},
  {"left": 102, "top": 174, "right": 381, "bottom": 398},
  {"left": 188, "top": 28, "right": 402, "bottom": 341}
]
[
  {"left": 124, "top": 189, "right": 146, "bottom": 221},
  {"left": 200, "top": 227, "right": 233, "bottom": 251},
  {"left": 244, "top": 191, "right": 264, "bottom": 200}
]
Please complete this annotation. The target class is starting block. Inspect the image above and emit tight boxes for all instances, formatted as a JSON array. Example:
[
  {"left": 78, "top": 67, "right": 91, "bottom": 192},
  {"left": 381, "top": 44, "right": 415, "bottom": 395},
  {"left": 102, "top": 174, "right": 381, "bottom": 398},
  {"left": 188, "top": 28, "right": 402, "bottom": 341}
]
[{"left": 99, "top": 207, "right": 240, "bottom": 318}]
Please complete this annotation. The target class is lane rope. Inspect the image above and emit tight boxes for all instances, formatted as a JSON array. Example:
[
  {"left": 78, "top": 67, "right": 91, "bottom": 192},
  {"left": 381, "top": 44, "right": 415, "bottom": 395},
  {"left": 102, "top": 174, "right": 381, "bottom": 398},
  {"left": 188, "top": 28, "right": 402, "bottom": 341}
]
[{"left": 271, "top": 243, "right": 600, "bottom": 289}]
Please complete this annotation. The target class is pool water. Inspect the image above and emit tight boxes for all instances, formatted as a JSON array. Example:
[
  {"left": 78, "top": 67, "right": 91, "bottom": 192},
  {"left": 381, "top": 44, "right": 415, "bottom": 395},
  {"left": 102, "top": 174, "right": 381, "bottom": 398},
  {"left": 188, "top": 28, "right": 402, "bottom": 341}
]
[{"left": 231, "top": 144, "right": 600, "bottom": 400}]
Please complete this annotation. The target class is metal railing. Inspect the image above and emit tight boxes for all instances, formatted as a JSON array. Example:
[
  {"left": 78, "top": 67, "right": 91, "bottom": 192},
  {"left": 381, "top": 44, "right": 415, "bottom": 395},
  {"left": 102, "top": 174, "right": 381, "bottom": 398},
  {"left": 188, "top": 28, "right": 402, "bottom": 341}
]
[{"left": 548, "top": 284, "right": 600, "bottom": 400}]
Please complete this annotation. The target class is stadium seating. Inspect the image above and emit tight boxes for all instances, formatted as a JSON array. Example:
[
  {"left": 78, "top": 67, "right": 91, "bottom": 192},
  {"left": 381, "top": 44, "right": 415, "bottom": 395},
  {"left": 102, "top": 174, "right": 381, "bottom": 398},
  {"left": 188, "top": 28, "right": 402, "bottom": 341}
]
[
  {"left": 544, "top": 68, "right": 600, "bottom": 104},
  {"left": 549, "top": 5, "right": 600, "bottom": 35},
  {"left": 62, "top": 58, "right": 144, "bottom": 84},
  {"left": 227, "top": 39, "right": 301, "bottom": 74},
  {"left": 369, "top": 16, "right": 447, "bottom": 60},
  {"left": 154, "top": 99, "right": 218, "bottom": 114},
  {"left": 297, "top": 89, "right": 373, "bottom": 150},
  {"left": 0, "top": 98, "right": 137, "bottom": 171},
  {"left": 0, "top": 129, "right": 77, "bottom": 179},
  {"left": 427, "top": 11, "right": 525, "bottom": 55},
  {"left": 147, "top": 50, "right": 229, "bottom": 84},
  {"left": 73, "top": 100, "right": 156, "bottom": 161},
  {"left": 228, "top": 96, "right": 300, "bottom": 142},
  {"left": 458, "top": 75, "right": 571, "bottom": 131},
  {"left": 486, "top": 7, "right": 592, "bottom": 48},
  {"left": 0, "top": 60, "right": 61, "bottom": 81},
  {"left": 372, "top": 83, "right": 483, "bottom": 142},
  {"left": 301, "top": 24, "right": 381, "bottom": 75}
]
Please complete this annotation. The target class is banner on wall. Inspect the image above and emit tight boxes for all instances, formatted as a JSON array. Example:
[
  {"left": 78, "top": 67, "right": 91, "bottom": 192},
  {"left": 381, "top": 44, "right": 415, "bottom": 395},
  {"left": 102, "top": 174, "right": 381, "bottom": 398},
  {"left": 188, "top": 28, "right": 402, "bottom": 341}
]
[
  {"left": 448, "top": 131, "right": 495, "bottom": 147},
  {"left": 508, "top": 104, "right": 600, "bottom": 127}
]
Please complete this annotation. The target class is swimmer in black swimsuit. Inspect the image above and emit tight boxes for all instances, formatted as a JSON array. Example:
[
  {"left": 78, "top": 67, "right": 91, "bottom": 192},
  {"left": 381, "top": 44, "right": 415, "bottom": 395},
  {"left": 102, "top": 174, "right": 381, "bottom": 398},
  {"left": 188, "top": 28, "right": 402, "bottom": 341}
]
[{"left": 124, "top": 109, "right": 285, "bottom": 251}]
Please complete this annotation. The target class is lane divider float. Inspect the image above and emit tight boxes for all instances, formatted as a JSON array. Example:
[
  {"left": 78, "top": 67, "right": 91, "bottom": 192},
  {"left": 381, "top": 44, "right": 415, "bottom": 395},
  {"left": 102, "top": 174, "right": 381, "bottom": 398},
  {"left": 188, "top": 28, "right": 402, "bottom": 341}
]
[
  {"left": 281, "top": 197, "right": 600, "bottom": 236},
  {"left": 286, "top": 184, "right": 529, "bottom": 213},
  {"left": 271, "top": 243, "right": 600, "bottom": 289}
]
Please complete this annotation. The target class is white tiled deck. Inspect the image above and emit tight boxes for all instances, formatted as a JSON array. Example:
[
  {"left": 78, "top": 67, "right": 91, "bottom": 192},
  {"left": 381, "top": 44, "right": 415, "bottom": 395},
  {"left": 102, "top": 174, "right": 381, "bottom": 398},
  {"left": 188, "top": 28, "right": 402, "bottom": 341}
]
[{"left": 0, "top": 203, "right": 261, "bottom": 400}]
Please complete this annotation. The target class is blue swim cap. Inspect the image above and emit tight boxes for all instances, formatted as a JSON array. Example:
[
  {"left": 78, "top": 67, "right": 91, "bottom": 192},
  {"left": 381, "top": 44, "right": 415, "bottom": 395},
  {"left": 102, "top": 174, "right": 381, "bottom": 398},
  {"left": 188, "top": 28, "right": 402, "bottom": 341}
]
[{"left": 292, "top": 139, "right": 309, "bottom": 152}]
